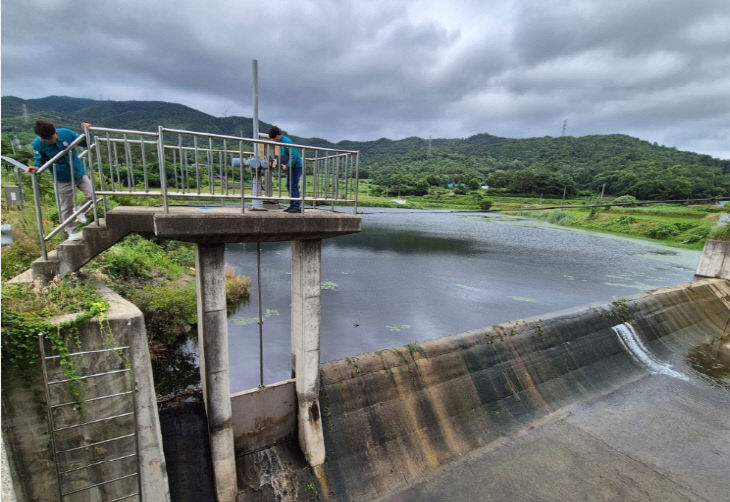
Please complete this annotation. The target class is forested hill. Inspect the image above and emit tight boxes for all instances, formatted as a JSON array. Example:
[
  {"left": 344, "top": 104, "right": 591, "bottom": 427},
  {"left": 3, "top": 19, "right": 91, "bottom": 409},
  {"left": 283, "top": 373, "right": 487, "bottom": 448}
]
[{"left": 3, "top": 95, "right": 729, "bottom": 199}]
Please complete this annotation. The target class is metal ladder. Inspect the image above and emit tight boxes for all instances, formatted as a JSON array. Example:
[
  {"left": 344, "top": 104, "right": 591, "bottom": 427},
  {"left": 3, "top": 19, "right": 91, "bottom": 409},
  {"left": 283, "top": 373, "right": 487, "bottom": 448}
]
[{"left": 39, "top": 334, "right": 141, "bottom": 501}]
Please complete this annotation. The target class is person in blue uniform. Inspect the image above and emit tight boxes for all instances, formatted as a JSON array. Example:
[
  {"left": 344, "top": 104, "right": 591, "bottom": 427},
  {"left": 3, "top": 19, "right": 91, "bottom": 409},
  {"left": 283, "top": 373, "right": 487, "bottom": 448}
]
[
  {"left": 268, "top": 125, "right": 302, "bottom": 213},
  {"left": 26, "top": 119, "right": 93, "bottom": 240}
]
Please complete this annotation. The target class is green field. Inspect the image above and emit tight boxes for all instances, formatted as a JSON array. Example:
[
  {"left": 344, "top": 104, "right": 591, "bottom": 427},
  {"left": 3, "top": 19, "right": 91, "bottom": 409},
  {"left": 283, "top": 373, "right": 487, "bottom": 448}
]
[{"left": 352, "top": 182, "right": 726, "bottom": 250}]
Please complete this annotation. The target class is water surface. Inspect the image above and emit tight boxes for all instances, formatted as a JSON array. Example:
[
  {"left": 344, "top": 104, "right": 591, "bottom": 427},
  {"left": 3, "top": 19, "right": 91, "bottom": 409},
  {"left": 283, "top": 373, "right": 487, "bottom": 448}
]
[{"left": 225, "top": 209, "right": 700, "bottom": 392}]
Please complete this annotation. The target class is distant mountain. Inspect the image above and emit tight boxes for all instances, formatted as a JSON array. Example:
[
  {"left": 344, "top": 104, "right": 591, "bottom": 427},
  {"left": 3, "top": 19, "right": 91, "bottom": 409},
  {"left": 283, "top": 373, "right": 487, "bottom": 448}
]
[
  {"left": 3, "top": 95, "right": 729, "bottom": 200},
  {"left": 1, "top": 95, "right": 272, "bottom": 142}
]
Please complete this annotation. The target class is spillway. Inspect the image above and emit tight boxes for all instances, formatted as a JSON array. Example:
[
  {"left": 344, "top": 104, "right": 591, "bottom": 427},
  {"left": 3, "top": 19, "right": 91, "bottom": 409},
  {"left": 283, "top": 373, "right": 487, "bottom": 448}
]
[{"left": 316, "top": 278, "right": 730, "bottom": 501}]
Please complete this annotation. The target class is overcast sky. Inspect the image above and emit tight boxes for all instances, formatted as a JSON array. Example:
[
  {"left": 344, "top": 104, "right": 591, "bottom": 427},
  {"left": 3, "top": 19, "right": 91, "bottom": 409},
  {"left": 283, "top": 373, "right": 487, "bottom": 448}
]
[{"left": 2, "top": 0, "right": 729, "bottom": 158}]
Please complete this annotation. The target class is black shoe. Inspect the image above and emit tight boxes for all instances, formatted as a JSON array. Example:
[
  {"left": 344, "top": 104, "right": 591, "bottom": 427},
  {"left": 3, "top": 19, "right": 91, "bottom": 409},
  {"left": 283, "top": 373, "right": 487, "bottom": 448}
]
[{"left": 284, "top": 206, "right": 301, "bottom": 213}]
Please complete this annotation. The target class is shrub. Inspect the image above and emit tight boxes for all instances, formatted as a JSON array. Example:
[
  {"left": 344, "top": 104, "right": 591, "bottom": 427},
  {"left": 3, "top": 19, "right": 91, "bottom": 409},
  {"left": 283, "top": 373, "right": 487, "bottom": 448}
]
[
  {"left": 709, "top": 224, "right": 730, "bottom": 242},
  {"left": 547, "top": 211, "right": 576, "bottom": 225},
  {"left": 614, "top": 216, "right": 637, "bottom": 225},
  {"left": 479, "top": 198, "right": 494, "bottom": 211},
  {"left": 126, "top": 283, "right": 197, "bottom": 343},
  {"left": 646, "top": 223, "right": 680, "bottom": 239},
  {"left": 586, "top": 207, "right": 600, "bottom": 220},
  {"left": 612, "top": 195, "right": 637, "bottom": 204},
  {"left": 225, "top": 267, "right": 251, "bottom": 313},
  {"left": 681, "top": 225, "right": 711, "bottom": 244}
]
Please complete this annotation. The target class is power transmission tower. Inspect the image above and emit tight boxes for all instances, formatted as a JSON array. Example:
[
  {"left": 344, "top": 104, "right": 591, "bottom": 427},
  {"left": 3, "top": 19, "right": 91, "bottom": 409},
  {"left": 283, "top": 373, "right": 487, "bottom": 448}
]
[{"left": 562, "top": 119, "right": 568, "bottom": 137}]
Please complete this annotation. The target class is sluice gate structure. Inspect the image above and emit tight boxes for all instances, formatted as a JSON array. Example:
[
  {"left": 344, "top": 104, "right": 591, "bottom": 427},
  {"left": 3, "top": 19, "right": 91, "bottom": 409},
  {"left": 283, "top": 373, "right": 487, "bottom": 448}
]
[{"left": 2, "top": 126, "right": 729, "bottom": 501}]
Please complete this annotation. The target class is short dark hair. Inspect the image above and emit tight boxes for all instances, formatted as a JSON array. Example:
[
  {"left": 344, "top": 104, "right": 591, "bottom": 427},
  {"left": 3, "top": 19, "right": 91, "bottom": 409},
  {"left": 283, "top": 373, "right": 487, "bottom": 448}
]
[
  {"left": 268, "top": 126, "right": 282, "bottom": 139},
  {"left": 34, "top": 120, "right": 56, "bottom": 139}
]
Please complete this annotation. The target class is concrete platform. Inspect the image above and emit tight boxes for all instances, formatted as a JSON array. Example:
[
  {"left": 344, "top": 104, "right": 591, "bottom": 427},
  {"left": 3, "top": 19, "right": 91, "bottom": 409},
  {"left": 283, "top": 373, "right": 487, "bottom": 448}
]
[{"left": 107, "top": 205, "right": 362, "bottom": 243}]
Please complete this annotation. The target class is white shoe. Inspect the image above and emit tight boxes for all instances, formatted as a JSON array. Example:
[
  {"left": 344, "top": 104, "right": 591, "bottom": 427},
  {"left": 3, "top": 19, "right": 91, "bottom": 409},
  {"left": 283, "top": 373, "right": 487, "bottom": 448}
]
[
  {"left": 67, "top": 232, "right": 80, "bottom": 241},
  {"left": 76, "top": 213, "right": 87, "bottom": 224}
]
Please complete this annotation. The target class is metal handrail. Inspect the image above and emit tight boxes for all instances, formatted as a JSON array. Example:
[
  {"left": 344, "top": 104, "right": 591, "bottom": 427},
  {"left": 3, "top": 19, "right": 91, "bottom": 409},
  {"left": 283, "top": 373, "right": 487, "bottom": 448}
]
[{"left": 6, "top": 125, "right": 360, "bottom": 263}]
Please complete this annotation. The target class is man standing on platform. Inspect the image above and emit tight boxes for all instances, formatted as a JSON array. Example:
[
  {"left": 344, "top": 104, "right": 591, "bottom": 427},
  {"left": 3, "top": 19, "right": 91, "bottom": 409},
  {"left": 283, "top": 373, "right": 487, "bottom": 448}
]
[{"left": 268, "top": 125, "right": 302, "bottom": 213}]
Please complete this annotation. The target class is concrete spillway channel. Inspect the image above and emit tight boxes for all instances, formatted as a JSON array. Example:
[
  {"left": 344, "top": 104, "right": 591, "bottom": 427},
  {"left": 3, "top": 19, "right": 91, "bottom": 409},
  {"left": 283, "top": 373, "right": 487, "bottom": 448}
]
[{"left": 294, "top": 278, "right": 729, "bottom": 501}]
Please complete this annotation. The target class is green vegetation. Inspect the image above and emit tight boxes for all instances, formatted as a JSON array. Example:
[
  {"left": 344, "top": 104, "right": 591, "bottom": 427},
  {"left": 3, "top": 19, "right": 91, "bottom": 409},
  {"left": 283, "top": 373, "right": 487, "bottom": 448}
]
[
  {"left": 509, "top": 202, "right": 721, "bottom": 249},
  {"left": 1, "top": 276, "right": 109, "bottom": 400},
  {"left": 90, "top": 234, "right": 250, "bottom": 395},
  {"left": 710, "top": 224, "right": 730, "bottom": 242}
]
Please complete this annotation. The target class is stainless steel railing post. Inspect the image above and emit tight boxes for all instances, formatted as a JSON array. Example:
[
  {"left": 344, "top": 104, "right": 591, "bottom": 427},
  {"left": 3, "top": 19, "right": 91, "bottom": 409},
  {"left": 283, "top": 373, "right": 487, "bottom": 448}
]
[
  {"left": 158, "top": 126, "right": 169, "bottom": 213},
  {"left": 31, "top": 173, "right": 48, "bottom": 260}
]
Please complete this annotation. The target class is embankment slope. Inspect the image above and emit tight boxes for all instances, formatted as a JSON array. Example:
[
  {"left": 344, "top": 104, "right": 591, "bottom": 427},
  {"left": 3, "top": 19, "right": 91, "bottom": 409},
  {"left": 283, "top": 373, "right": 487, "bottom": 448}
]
[{"left": 319, "top": 278, "right": 730, "bottom": 501}]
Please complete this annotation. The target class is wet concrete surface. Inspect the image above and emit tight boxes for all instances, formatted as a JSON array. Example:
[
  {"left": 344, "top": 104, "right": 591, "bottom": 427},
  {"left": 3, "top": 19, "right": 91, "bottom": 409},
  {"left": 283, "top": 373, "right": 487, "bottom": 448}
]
[{"left": 385, "top": 373, "right": 730, "bottom": 502}]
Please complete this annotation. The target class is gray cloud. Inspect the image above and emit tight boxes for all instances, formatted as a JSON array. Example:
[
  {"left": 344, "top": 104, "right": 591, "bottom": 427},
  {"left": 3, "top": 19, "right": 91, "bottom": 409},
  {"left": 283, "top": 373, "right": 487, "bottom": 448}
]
[{"left": 2, "top": 0, "right": 729, "bottom": 158}]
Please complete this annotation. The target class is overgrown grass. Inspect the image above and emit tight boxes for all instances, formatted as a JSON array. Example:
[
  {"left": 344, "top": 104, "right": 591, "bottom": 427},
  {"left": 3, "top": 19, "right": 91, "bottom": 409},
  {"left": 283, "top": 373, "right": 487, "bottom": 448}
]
[
  {"left": 511, "top": 204, "right": 719, "bottom": 249},
  {"left": 710, "top": 225, "right": 730, "bottom": 241}
]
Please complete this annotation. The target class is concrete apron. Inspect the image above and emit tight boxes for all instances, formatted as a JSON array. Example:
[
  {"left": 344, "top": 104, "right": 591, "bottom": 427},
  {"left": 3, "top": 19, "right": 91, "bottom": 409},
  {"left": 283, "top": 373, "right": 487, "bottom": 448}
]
[{"left": 315, "top": 278, "right": 730, "bottom": 501}]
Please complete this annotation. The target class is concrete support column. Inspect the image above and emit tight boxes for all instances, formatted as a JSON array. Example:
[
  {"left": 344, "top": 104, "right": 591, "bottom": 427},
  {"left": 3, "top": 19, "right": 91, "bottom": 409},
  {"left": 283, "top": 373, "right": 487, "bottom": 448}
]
[
  {"left": 291, "top": 239, "right": 326, "bottom": 466},
  {"left": 195, "top": 244, "right": 237, "bottom": 501}
]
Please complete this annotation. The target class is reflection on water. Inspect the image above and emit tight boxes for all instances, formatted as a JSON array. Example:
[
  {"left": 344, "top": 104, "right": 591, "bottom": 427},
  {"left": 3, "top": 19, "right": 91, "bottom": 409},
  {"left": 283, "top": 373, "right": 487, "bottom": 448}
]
[
  {"left": 226, "top": 209, "right": 701, "bottom": 392},
  {"left": 686, "top": 335, "right": 730, "bottom": 389}
]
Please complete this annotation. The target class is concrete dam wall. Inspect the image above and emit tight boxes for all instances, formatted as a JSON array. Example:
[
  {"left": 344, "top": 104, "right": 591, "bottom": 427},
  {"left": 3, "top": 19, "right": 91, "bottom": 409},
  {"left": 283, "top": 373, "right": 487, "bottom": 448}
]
[{"left": 316, "top": 278, "right": 730, "bottom": 501}]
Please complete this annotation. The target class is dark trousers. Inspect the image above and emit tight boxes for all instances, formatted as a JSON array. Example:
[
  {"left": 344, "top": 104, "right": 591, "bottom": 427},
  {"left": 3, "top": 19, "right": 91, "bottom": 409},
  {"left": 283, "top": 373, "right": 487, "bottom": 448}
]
[{"left": 287, "top": 163, "right": 302, "bottom": 207}]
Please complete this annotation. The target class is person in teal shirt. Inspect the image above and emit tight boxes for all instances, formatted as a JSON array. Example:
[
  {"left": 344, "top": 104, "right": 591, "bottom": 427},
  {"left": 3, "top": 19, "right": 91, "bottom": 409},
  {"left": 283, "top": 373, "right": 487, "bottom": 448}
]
[
  {"left": 268, "top": 125, "right": 302, "bottom": 212},
  {"left": 26, "top": 119, "right": 93, "bottom": 240}
]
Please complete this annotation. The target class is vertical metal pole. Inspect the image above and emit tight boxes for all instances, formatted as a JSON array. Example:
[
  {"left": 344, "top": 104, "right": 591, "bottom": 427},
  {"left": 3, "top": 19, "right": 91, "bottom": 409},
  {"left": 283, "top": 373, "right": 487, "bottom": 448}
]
[
  {"left": 52, "top": 166, "right": 62, "bottom": 225},
  {"left": 83, "top": 128, "right": 99, "bottom": 226},
  {"left": 208, "top": 137, "right": 214, "bottom": 195},
  {"left": 113, "top": 142, "right": 121, "bottom": 187},
  {"left": 32, "top": 174, "right": 48, "bottom": 260},
  {"left": 172, "top": 148, "right": 178, "bottom": 192},
  {"left": 142, "top": 136, "right": 149, "bottom": 193},
  {"left": 15, "top": 167, "right": 24, "bottom": 206},
  {"left": 177, "top": 134, "right": 185, "bottom": 193},
  {"left": 239, "top": 141, "right": 245, "bottom": 214},
  {"left": 38, "top": 334, "right": 65, "bottom": 501},
  {"left": 194, "top": 136, "right": 201, "bottom": 195},
  {"left": 69, "top": 151, "right": 77, "bottom": 215},
  {"left": 252, "top": 59, "right": 259, "bottom": 143},
  {"left": 257, "top": 242, "right": 264, "bottom": 387},
  {"left": 222, "top": 139, "right": 228, "bottom": 195},
  {"left": 354, "top": 152, "right": 360, "bottom": 214},
  {"left": 95, "top": 134, "right": 108, "bottom": 216},
  {"left": 105, "top": 133, "right": 115, "bottom": 192},
  {"left": 301, "top": 148, "right": 306, "bottom": 212},
  {"left": 313, "top": 151, "right": 319, "bottom": 202},
  {"left": 157, "top": 126, "right": 169, "bottom": 213},
  {"left": 124, "top": 134, "right": 134, "bottom": 191},
  {"left": 251, "top": 59, "right": 265, "bottom": 210}
]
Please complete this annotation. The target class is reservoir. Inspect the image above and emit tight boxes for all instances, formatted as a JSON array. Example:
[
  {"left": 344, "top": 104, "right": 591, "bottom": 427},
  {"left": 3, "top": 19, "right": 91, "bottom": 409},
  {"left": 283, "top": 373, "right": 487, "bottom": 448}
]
[{"left": 225, "top": 208, "right": 700, "bottom": 392}]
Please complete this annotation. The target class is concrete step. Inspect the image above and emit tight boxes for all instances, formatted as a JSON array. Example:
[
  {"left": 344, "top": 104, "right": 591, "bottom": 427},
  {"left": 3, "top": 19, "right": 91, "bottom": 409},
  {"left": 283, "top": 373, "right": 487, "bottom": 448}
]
[{"left": 31, "top": 218, "right": 129, "bottom": 282}]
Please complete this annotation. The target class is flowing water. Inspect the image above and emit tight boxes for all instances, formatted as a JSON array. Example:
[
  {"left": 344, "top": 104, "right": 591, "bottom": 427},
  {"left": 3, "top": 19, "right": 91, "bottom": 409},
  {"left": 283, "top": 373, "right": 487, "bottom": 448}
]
[{"left": 225, "top": 209, "right": 700, "bottom": 392}]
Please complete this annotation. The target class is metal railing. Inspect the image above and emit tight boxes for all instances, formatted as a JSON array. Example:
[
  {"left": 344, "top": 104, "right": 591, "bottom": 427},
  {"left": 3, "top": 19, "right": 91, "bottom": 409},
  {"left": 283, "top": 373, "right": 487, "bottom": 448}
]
[{"left": 4, "top": 126, "right": 360, "bottom": 260}]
